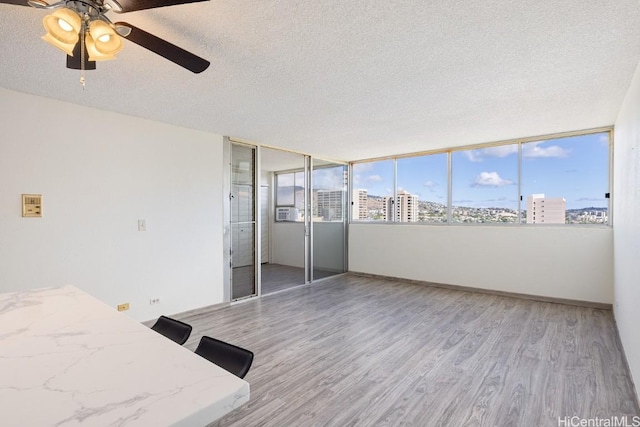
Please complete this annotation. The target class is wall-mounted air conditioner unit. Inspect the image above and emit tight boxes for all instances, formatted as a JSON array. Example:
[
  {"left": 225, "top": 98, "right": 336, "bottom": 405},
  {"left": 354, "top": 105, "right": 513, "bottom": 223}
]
[{"left": 276, "top": 207, "right": 298, "bottom": 221}]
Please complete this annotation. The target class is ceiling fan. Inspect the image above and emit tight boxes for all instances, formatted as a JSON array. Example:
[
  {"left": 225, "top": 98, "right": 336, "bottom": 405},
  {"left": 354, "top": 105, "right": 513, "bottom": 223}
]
[{"left": 0, "top": 0, "right": 211, "bottom": 74}]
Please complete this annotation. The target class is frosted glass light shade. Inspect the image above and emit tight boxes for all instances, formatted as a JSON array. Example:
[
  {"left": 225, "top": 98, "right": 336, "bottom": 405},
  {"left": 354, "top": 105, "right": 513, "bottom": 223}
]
[
  {"left": 41, "top": 8, "right": 81, "bottom": 56},
  {"left": 88, "top": 20, "right": 122, "bottom": 56},
  {"left": 85, "top": 34, "right": 116, "bottom": 61}
]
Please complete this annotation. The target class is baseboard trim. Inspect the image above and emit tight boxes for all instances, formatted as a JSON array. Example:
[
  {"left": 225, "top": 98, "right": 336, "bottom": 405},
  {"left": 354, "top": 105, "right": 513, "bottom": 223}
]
[
  {"left": 348, "top": 271, "right": 613, "bottom": 310},
  {"left": 142, "top": 301, "right": 230, "bottom": 325},
  {"left": 179, "top": 301, "right": 230, "bottom": 317}
]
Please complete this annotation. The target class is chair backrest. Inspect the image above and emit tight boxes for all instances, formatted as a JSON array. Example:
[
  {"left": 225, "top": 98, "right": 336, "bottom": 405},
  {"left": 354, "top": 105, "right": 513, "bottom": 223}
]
[
  {"left": 150, "top": 315, "right": 192, "bottom": 345},
  {"left": 194, "top": 336, "right": 254, "bottom": 379}
]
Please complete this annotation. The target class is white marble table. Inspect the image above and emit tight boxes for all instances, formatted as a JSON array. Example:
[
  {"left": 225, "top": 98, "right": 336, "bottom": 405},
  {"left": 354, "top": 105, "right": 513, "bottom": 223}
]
[{"left": 0, "top": 285, "right": 250, "bottom": 426}]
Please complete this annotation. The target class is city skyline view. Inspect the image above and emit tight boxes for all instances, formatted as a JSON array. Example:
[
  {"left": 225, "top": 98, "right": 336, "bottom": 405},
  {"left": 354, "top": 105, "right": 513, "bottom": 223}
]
[
  {"left": 275, "top": 132, "right": 609, "bottom": 224},
  {"left": 352, "top": 132, "right": 610, "bottom": 211}
]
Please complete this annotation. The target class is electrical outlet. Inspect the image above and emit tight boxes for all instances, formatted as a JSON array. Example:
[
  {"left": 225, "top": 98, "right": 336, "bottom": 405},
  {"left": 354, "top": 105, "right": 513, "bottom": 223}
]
[
  {"left": 117, "top": 303, "right": 130, "bottom": 311},
  {"left": 138, "top": 219, "right": 147, "bottom": 232},
  {"left": 149, "top": 298, "right": 160, "bottom": 305}
]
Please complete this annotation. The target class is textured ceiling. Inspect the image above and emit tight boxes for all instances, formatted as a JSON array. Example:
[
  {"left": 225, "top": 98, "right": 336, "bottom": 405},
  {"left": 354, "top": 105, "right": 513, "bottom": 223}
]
[{"left": 2, "top": 1, "right": 640, "bottom": 161}]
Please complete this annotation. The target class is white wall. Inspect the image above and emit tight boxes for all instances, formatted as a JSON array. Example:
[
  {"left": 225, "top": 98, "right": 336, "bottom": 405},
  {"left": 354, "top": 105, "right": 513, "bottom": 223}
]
[
  {"left": 0, "top": 88, "right": 225, "bottom": 321},
  {"left": 613, "top": 61, "right": 640, "bottom": 399},
  {"left": 349, "top": 224, "right": 613, "bottom": 304}
]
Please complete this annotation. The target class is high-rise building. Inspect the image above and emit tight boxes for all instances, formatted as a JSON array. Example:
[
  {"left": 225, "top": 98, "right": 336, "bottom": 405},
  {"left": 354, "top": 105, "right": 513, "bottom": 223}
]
[
  {"left": 382, "top": 197, "right": 391, "bottom": 221},
  {"left": 526, "top": 194, "right": 566, "bottom": 224},
  {"left": 384, "top": 190, "right": 418, "bottom": 222},
  {"left": 316, "top": 190, "right": 344, "bottom": 221},
  {"left": 352, "top": 189, "right": 368, "bottom": 220}
]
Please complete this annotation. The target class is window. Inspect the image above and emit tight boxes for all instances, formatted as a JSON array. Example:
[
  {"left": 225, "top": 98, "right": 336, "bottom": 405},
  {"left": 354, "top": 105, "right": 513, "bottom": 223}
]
[
  {"left": 521, "top": 132, "right": 609, "bottom": 224},
  {"left": 451, "top": 145, "right": 519, "bottom": 223},
  {"left": 349, "top": 129, "right": 610, "bottom": 226},
  {"left": 397, "top": 154, "right": 448, "bottom": 223},
  {"left": 352, "top": 160, "right": 394, "bottom": 221},
  {"left": 275, "top": 171, "right": 304, "bottom": 221},
  {"left": 313, "top": 164, "right": 347, "bottom": 222}
]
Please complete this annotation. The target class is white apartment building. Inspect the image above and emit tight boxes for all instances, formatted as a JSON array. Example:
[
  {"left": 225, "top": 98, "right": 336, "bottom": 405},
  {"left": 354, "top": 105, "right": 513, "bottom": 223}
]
[
  {"left": 383, "top": 190, "right": 418, "bottom": 222},
  {"left": 526, "top": 194, "right": 566, "bottom": 224},
  {"left": 316, "top": 190, "right": 344, "bottom": 221},
  {"left": 351, "top": 189, "right": 368, "bottom": 220}
]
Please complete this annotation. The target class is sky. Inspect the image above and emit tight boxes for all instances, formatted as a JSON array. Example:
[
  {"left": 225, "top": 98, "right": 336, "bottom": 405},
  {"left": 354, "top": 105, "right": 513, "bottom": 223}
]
[
  {"left": 276, "top": 165, "right": 347, "bottom": 206},
  {"left": 276, "top": 166, "right": 347, "bottom": 190},
  {"left": 352, "top": 132, "right": 610, "bottom": 210}
]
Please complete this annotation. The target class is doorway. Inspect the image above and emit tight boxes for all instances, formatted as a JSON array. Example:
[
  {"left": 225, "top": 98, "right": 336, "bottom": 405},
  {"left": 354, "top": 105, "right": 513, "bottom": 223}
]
[
  {"left": 260, "top": 147, "right": 307, "bottom": 294},
  {"left": 224, "top": 140, "right": 348, "bottom": 300}
]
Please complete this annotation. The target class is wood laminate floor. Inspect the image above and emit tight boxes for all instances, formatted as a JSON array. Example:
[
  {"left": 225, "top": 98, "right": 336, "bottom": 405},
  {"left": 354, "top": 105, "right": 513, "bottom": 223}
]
[
  {"left": 176, "top": 274, "right": 639, "bottom": 427},
  {"left": 233, "top": 264, "right": 342, "bottom": 298},
  {"left": 261, "top": 264, "right": 305, "bottom": 294}
]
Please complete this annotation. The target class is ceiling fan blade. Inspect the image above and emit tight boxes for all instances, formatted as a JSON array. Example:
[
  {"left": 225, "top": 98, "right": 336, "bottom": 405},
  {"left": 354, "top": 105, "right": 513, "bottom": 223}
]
[
  {"left": 0, "top": 0, "right": 31, "bottom": 6},
  {"left": 66, "top": 42, "right": 97, "bottom": 71},
  {"left": 109, "top": 0, "right": 208, "bottom": 13},
  {"left": 116, "top": 22, "right": 210, "bottom": 74}
]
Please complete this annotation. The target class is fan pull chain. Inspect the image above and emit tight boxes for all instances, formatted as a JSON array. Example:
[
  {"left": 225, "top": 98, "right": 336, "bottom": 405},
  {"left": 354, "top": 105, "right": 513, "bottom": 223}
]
[{"left": 80, "top": 18, "right": 86, "bottom": 89}]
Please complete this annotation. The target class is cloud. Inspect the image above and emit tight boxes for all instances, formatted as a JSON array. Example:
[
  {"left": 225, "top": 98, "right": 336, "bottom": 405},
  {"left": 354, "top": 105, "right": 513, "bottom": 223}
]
[
  {"left": 576, "top": 197, "right": 604, "bottom": 202},
  {"left": 523, "top": 142, "right": 570, "bottom": 158},
  {"left": 423, "top": 180, "right": 439, "bottom": 192},
  {"left": 367, "top": 174, "right": 383, "bottom": 182},
  {"left": 463, "top": 142, "right": 570, "bottom": 162},
  {"left": 314, "top": 168, "right": 345, "bottom": 189},
  {"left": 453, "top": 199, "right": 473, "bottom": 204},
  {"left": 352, "top": 163, "right": 373, "bottom": 173},
  {"left": 352, "top": 163, "right": 374, "bottom": 187},
  {"left": 472, "top": 171, "right": 514, "bottom": 187},
  {"left": 464, "top": 145, "right": 518, "bottom": 162},
  {"left": 485, "top": 145, "right": 518, "bottom": 158},
  {"left": 464, "top": 151, "right": 482, "bottom": 162},
  {"left": 277, "top": 174, "right": 294, "bottom": 186}
]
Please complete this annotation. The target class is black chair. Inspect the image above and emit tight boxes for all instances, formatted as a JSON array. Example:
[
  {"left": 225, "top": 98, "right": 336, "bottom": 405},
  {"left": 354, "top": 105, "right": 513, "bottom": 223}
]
[
  {"left": 194, "top": 336, "right": 254, "bottom": 379},
  {"left": 150, "top": 315, "right": 192, "bottom": 345}
]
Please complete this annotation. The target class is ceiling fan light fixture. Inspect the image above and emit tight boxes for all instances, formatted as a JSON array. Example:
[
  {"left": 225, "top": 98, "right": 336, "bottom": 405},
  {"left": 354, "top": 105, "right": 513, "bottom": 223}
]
[
  {"left": 41, "top": 33, "right": 74, "bottom": 56},
  {"left": 85, "top": 34, "right": 117, "bottom": 61},
  {"left": 42, "top": 8, "right": 81, "bottom": 44},
  {"left": 41, "top": 8, "right": 81, "bottom": 56},
  {"left": 6, "top": 0, "right": 211, "bottom": 74},
  {"left": 88, "top": 20, "right": 123, "bottom": 56}
]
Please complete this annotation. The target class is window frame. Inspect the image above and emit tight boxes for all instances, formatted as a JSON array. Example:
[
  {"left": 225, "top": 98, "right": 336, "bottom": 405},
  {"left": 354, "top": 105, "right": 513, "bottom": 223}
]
[
  {"left": 275, "top": 170, "right": 304, "bottom": 208},
  {"left": 349, "top": 127, "right": 612, "bottom": 227},
  {"left": 274, "top": 169, "right": 305, "bottom": 223}
]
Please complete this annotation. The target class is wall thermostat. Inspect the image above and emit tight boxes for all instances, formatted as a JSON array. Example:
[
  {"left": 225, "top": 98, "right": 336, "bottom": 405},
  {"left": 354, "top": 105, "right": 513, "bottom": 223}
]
[{"left": 22, "top": 194, "right": 42, "bottom": 217}]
